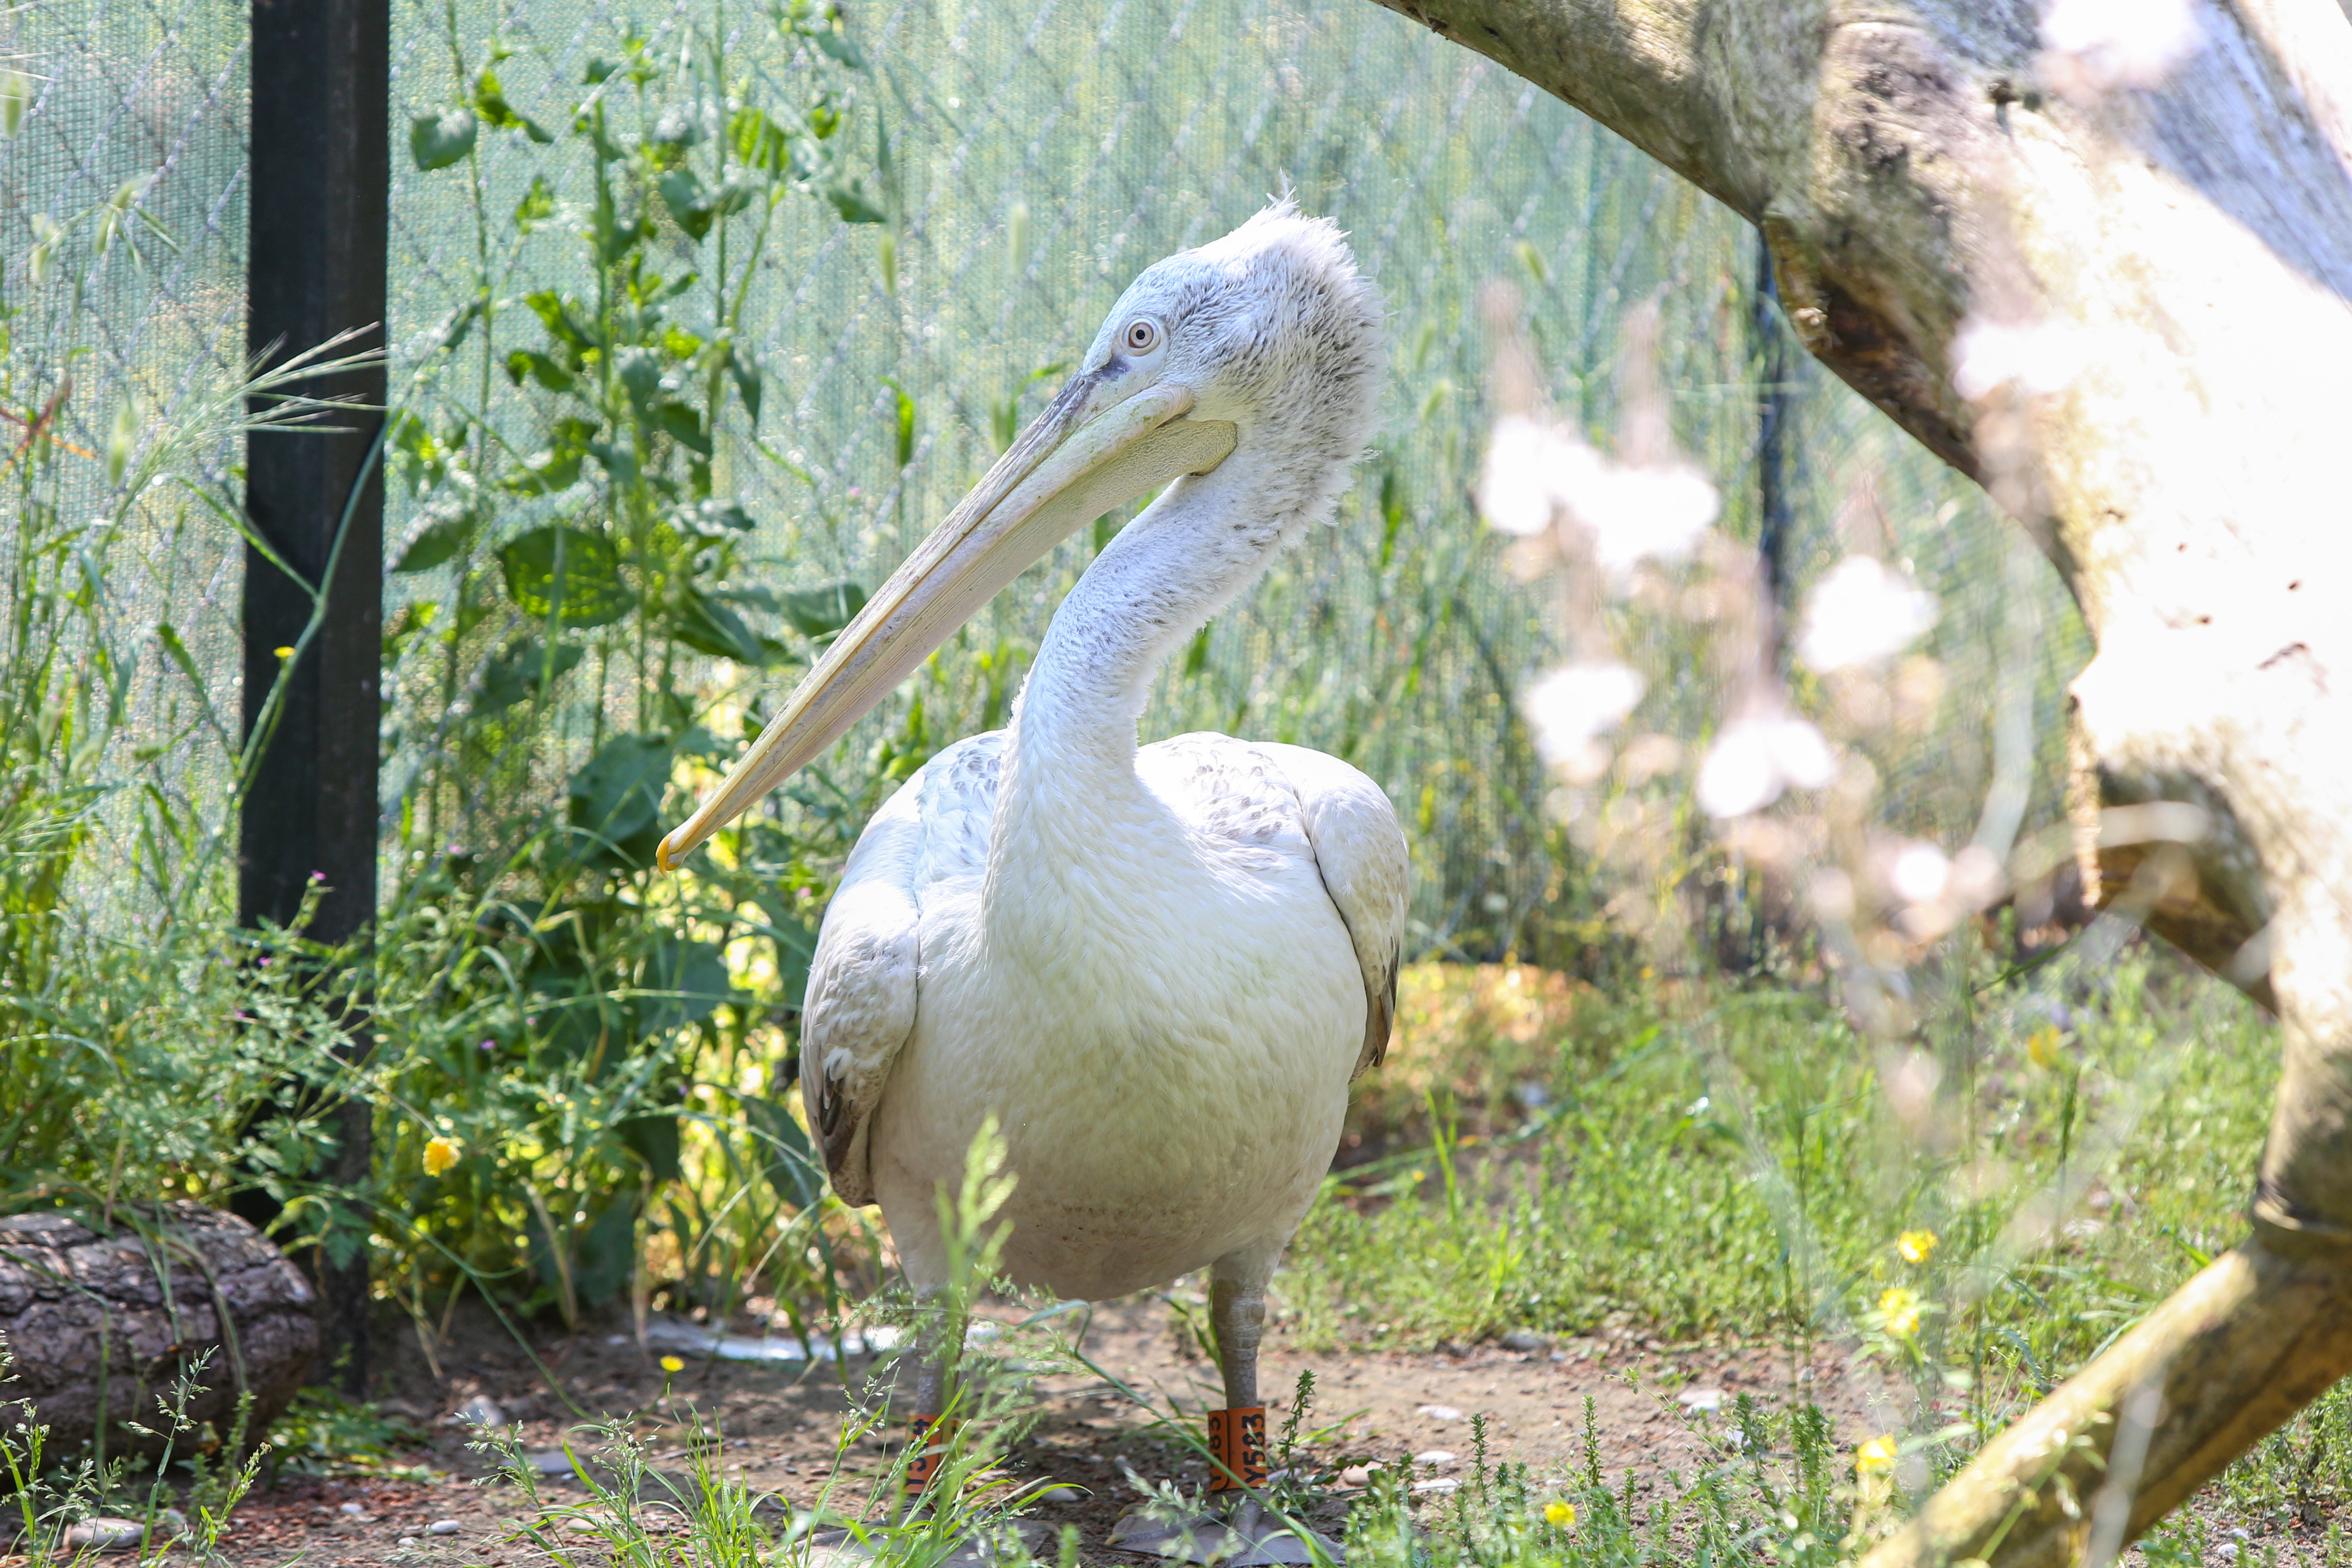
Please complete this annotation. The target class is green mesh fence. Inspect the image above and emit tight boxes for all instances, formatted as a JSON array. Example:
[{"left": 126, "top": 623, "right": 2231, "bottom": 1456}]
[{"left": 7, "top": 0, "right": 2090, "bottom": 958}]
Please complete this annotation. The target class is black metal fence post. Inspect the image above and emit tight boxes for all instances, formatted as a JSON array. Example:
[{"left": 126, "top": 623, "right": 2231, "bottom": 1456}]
[{"left": 238, "top": 0, "right": 390, "bottom": 1395}]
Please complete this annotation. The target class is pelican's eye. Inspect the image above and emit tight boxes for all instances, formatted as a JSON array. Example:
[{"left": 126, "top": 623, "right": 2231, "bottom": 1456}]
[{"left": 1123, "top": 318, "right": 1163, "bottom": 354}]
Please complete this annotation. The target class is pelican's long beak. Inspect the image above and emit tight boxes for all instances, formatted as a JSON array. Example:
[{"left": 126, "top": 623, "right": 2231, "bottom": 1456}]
[{"left": 656, "top": 378, "right": 1238, "bottom": 871}]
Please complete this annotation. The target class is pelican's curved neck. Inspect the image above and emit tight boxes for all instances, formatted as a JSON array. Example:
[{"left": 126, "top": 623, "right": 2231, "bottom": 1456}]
[{"left": 994, "top": 453, "right": 1269, "bottom": 822}]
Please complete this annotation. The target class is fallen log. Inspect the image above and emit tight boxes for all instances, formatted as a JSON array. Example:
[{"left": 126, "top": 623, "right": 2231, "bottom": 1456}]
[{"left": 0, "top": 1202, "right": 317, "bottom": 1460}]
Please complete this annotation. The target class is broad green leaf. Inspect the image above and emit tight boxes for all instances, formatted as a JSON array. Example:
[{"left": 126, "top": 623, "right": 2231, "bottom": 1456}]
[
  {"left": 742, "top": 1094, "right": 824, "bottom": 1211},
  {"left": 566, "top": 731, "right": 674, "bottom": 863},
  {"left": 667, "top": 588, "right": 783, "bottom": 665},
  {"left": 813, "top": 23, "right": 866, "bottom": 69},
  {"left": 570, "top": 1195, "right": 636, "bottom": 1304},
  {"left": 409, "top": 107, "right": 478, "bottom": 171},
  {"left": 778, "top": 580, "right": 867, "bottom": 640},
  {"left": 472, "top": 67, "right": 552, "bottom": 142},
  {"left": 504, "top": 349, "right": 575, "bottom": 393},
  {"left": 638, "top": 934, "right": 735, "bottom": 1032},
  {"left": 587, "top": 440, "right": 639, "bottom": 486},
  {"left": 615, "top": 346, "right": 663, "bottom": 414},
  {"left": 392, "top": 505, "right": 475, "bottom": 573},
  {"left": 657, "top": 166, "right": 714, "bottom": 240},
  {"left": 677, "top": 499, "right": 756, "bottom": 538},
  {"left": 824, "top": 178, "right": 886, "bottom": 224},
  {"left": 502, "top": 415, "right": 598, "bottom": 495},
  {"left": 616, "top": 1115, "right": 682, "bottom": 1184},
  {"left": 728, "top": 350, "right": 763, "bottom": 425},
  {"left": 651, "top": 401, "right": 711, "bottom": 456},
  {"left": 498, "top": 525, "right": 631, "bottom": 627},
  {"left": 524, "top": 290, "right": 591, "bottom": 352},
  {"left": 475, "top": 636, "right": 584, "bottom": 713}
]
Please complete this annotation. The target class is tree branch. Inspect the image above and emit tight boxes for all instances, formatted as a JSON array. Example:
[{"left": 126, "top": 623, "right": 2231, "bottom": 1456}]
[{"left": 1370, "top": 0, "right": 2352, "bottom": 1560}]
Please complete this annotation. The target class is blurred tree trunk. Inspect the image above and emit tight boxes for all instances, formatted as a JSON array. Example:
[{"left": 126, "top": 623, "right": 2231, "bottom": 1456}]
[
  {"left": 0, "top": 1205, "right": 318, "bottom": 1461},
  {"left": 1367, "top": 1, "right": 2352, "bottom": 1564}
]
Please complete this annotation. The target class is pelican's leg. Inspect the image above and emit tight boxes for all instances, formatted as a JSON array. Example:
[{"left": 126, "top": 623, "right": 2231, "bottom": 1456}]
[
  {"left": 1110, "top": 1251, "right": 1342, "bottom": 1566},
  {"left": 1207, "top": 1261, "right": 1270, "bottom": 1497},
  {"left": 899, "top": 1289, "right": 963, "bottom": 1508}
]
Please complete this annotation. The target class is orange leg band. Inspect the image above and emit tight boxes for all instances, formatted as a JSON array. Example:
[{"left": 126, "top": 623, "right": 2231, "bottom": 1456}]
[
  {"left": 905, "top": 1413, "right": 955, "bottom": 1495},
  {"left": 1206, "top": 1406, "right": 1267, "bottom": 1493}
]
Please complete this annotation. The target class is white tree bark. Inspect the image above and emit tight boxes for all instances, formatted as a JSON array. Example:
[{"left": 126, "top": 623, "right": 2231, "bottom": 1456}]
[{"left": 1365, "top": 0, "right": 2352, "bottom": 1562}]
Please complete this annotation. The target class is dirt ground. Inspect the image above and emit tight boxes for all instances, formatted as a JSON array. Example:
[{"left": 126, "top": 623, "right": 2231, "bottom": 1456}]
[{"left": 194, "top": 1297, "right": 1898, "bottom": 1568}]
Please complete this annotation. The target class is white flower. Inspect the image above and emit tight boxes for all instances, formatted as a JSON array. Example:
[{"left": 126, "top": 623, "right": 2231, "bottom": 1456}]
[
  {"left": 1697, "top": 712, "right": 1835, "bottom": 818},
  {"left": 1476, "top": 415, "right": 1719, "bottom": 580},
  {"left": 1951, "top": 317, "right": 2093, "bottom": 401},
  {"left": 2041, "top": 0, "right": 2204, "bottom": 89},
  {"left": 1798, "top": 557, "right": 1939, "bottom": 672},
  {"left": 1523, "top": 662, "right": 1646, "bottom": 766}
]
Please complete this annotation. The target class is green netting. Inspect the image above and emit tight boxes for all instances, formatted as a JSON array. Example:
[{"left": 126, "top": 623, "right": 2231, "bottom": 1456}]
[{"left": 7, "top": 0, "right": 2089, "bottom": 956}]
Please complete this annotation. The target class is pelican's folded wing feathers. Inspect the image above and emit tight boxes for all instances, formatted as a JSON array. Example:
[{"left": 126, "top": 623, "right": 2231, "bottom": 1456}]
[
  {"left": 798, "top": 736, "right": 1001, "bottom": 1206},
  {"left": 1256, "top": 742, "right": 1411, "bottom": 1078}
]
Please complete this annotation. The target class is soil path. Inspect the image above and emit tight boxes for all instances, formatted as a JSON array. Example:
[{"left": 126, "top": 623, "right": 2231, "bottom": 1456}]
[{"left": 211, "top": 1299, "right": 1886, "bottom": 1567}]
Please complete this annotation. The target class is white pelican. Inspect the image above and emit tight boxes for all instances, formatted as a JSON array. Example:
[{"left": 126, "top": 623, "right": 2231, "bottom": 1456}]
[{"left": 658, "top": 203, "right": 1407, "bottom": 1558}]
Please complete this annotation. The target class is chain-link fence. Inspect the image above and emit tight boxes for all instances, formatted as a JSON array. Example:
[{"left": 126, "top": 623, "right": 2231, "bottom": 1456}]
[{"left": 7, "top": 0, "right": 2090, "bottom": 958}]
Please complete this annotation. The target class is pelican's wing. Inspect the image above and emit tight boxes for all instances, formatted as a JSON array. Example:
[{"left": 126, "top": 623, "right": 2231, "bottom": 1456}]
[
  {"left": 1255, "top": 742, "right": 1412, "bottom": 1079},
  {"left": 798, "top": 735, "right": 1001, "bottom": 1205}
]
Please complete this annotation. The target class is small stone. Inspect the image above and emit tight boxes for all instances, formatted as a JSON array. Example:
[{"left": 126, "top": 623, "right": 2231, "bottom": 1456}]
[
  {"left": 1411, "top": 1478, "right": 1459, "bottom": 1495},
  {"left": 1416, "top": 1404, "right": 1462, "bottom": 1422},
  {"left": 340, "top": 1503, "right": 366, "bottom": 1517},
  {"left": 1339, "top": 1466, "right": 1374, "bottom": 1488},
  {"left": 1677, "top": 1388, "right": 1726, "bottom": 1413},
  {"left": 1415, "top": 1450, "right": 1458, "bottom": 1467},
  {"left": 428, "top": 1519, "right": 462, "bottom": 1536},
  {"left": 398, "top": 1537, "right": 419, "bottom": 1548},
  {"left": 565, "top": 1517, "right": 603, "bottom": 1535},
  {"left": 1499, "top": 1330, "right": 1549, "bottom": 1352},
  {"left": 63, "top": 1518, "right": 146, "bottom": 1551}
]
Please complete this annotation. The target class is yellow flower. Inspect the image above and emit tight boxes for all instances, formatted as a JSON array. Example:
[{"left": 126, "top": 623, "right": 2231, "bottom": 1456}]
[
  {"left": 659, "top": 1355, "right": 685, "bottom": 1375},
  {"left": 1897, "top": 1228, "right": 1939, "bottom": 1264},
  {"left": 2026, "top": 1024, "right": 2063, "bottom": 1069},
  {"left": 1856, "top": 1436, "right": 1898, "bottom": 1474},
  {"left": 273, "top": 645, "right": 295, "bottom": 659},
  {"left": 1878, "top": 1287, "right": 1924, "bottom": 1338},
  {"left": 1544, "top": 1501, "right": 1576, "bottom": 1529},
  {"left": 422, "top": 1136, "right": 460, "bottom": 1177}
]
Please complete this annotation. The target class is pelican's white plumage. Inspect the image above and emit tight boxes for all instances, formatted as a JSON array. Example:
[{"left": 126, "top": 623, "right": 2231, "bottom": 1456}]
[
  {"left": 798, "top": 203, "right": 1407, "bottom": 1304},
  {"left": 661, "top": 208, "right": 1407, "bottom": 1499}
]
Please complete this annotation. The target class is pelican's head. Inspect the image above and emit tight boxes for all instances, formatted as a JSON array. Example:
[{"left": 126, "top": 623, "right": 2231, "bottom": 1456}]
[{"left": 657, "top": 202, "right": 1385, "bottom": 870}]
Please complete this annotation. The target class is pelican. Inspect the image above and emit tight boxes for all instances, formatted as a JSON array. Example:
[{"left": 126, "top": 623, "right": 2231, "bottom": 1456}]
[{"left": 657, "top": 203, "right": 1407, "bottom": 1558}]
